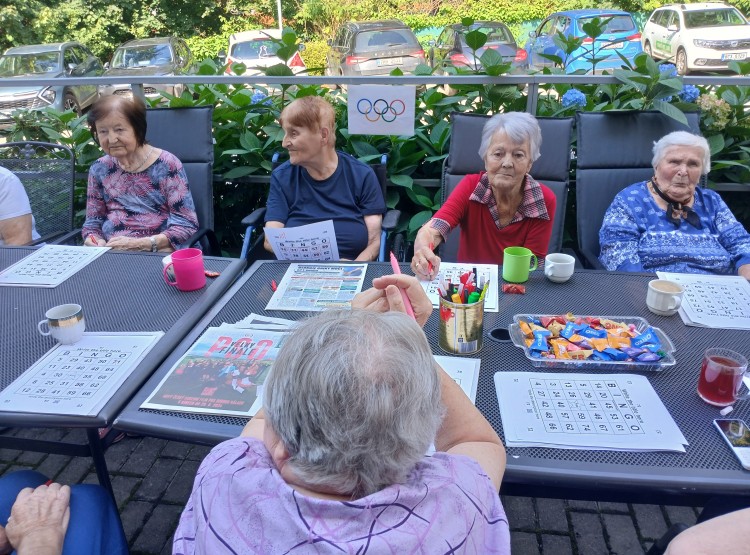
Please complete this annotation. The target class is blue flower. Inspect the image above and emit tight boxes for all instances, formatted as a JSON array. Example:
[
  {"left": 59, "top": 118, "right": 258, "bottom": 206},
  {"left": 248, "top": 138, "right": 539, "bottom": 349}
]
[
  {"left": 659, "top": 63, "right": 678, "bottom": 77},
  {"left": 251, "top": 91, "right": 272, "bottom": 106},
  {"left": 663, "top": 95, "right": 674, "bottom": 102},
  {"left": 561, "top": 88, "right": 587, "bottom": 108},
  {"left": 679, "top": 84, "right": 700, "bottom": 103}
]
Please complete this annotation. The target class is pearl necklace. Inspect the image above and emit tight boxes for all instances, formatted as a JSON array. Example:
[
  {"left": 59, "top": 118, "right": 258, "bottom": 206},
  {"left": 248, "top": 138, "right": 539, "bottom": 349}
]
[{"left": 119, "top": 146, "right": 153, "bottom": 173}]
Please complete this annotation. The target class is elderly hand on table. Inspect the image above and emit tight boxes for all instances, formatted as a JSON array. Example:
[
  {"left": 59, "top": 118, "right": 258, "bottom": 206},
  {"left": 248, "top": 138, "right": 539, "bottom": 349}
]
[
  {"left": 352, "top": 274, "right": 433, "bottom": 327},
  {"left": 4, "top": 483, "right": 70, "bottom": 555}
]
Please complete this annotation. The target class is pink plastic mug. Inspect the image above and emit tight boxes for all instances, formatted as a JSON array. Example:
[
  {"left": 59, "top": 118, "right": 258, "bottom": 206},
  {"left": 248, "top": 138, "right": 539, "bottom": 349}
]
[{"left": 163, "top": 248, "right": 206, "bottom": 291}]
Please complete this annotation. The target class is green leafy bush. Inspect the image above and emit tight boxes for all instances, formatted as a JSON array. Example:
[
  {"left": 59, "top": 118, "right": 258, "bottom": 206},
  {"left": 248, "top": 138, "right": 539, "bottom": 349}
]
[{"left": 300, "top": 39, "right": 330, "bottom": 75}]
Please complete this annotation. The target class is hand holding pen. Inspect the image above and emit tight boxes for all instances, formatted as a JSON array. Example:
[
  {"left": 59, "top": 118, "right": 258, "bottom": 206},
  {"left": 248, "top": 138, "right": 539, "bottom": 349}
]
[
  {"left": 352, "top": 274, "right": 433, "bottom": 327},
  {"left": 411, "top": 244, "right": 441, "bottom": 281}
]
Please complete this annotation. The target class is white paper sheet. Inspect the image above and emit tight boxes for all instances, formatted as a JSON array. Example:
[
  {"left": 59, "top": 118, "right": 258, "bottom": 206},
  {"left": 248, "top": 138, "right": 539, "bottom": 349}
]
[
  {"left": 420, "top": 262, "right": 499, "bottom": 312},
  {"left": 266, "top": 263, "right": 368, "bottom": 311},
  {"left": 0, "top": 332, "right": 163, "bottom": 416},
  {"left": 0, "top": 245, "right": 110, "bottom": 288},
  {"left": 494, "top": 372, "right": 688, "bottom": 452},
  {"left": 347, "top": 85, "right": 416, "bottom": 136},
  {"left": 264, "top": 220, "right": 339, "bottom": 261},
  {"left": 434, "top": 355, "right": 480, "bottom": 404},
  {"left": 656, "top": 272, "right": 750, "bottom": 330}
]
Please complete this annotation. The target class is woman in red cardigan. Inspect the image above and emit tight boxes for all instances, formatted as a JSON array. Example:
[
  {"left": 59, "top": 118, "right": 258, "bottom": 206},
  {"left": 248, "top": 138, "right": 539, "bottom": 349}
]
[{"left": 411, "top": 112, "right": 556, "bottom": 280}]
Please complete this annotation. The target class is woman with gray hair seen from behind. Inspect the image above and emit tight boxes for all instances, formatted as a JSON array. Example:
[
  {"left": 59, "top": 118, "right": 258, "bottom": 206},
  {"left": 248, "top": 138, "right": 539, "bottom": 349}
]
[
  {"left": 174, "top": 274, "right": 509, "bottom": 554},
  {"left": 412, "top": 111, "right": 556, "bottom": 279},
  {"left": 599, "top": 131, "right": 750, "bottom": 278}
]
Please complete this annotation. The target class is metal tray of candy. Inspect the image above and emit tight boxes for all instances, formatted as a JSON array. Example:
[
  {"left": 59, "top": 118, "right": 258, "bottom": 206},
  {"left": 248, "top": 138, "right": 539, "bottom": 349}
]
[{"left": 508, "top": 314, "right": 676, "bottom": 372}]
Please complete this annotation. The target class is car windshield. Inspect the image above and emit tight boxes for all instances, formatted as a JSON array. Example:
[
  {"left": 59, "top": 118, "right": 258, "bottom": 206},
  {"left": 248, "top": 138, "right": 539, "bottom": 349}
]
[
  {"left": 0, "top": 52, "right": 60, "bottom": 76},
  {"left": 230, "top": 39, "right": 280, "bottom": 59},
  {"left": 684, "top": 9, "right": 747, "bottom": 28},
  {"left": 355, "top": 29, "right": 419, "bottom": 52},
  {"left": 465, "top": 25, "right": 514, "bottom": 44},
  {"left": 111, "top": 44, "right": 173, "bottom": 69},
  {"left": 577, "top": 15, "right": 636, "bottom": 33}
]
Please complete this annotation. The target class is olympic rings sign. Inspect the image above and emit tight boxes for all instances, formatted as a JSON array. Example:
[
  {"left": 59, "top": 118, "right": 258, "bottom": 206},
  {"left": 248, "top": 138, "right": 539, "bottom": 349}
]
[{"left": 356, "top": 98, "right": 406, "bottom": 123}]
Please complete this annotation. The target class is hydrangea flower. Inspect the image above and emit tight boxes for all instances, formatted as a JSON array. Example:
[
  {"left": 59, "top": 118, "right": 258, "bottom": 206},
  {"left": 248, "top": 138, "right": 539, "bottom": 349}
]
[
  {"left": 659, "top": 63, "right": 678, "bottom": 77},
  {"left": 679, "top": 84, "right": 700, "bottom": 103},
  {"left": 561, "top": 88, "right": 587, "bottom": 108},
  {"left": 251, "top": 90, "right": 273, "bottom": 106},
  {"left": 697, "top": 93, "right": 732, "bottom": 131}
]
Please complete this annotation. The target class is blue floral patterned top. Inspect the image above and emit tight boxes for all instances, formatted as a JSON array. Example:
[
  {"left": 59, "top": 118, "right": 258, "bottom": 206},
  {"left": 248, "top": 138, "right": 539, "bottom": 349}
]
[{"left": 599, "top": 181, "right": 750, "bottom": 274}]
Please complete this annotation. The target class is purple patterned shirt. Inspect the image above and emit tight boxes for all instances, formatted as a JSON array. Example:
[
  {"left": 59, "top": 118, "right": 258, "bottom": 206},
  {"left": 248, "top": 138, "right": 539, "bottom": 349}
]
[
  {"left": 174, "top": 437, "right": 510, "bottom": 554},
  {"left": 82, "top": 150, "right": 199, "bottom": 249}
]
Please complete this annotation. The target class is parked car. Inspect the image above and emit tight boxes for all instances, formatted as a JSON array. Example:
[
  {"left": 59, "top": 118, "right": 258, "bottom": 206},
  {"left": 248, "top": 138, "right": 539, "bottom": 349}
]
[
  {"left": 525, "top": 9, "right": 643, "bottom": 74},
  {"left": 98, "top": 37, "right": 194, "bottom": 99},
  {"left": 220, "top": 29, "right": 306, "bottom": 75},
  {"left": 326, "top": 20, "right": 425, "bottom": 77},
  {"left": 429, "top": 21, "right": 528, "bottom": 73},
  {"left": 642, "top": 3, "right": 750, "bottom": 75},
  {"left": 0, "top": 42, "right": 103, "bottom": 128}
]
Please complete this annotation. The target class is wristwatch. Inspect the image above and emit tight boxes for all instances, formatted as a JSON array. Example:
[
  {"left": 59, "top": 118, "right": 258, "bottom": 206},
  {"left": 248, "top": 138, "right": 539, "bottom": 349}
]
[{"left": 149, "top": 236, "right": 158, "bottom": 252}]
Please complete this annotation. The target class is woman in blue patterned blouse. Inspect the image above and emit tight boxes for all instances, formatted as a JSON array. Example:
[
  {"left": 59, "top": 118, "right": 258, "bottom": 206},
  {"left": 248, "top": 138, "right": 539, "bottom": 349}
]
[{"left": 599, "top": 131, "right": 750, "bottom": 278}]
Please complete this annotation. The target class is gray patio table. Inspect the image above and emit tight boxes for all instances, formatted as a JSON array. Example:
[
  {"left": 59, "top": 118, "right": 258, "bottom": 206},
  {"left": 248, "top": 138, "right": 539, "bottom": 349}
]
[
  {"left": 0, "top": 246, "right": 244, "bottom": 495},
  {"left": 115, "top": 260, "right": 750, "bottom": 505}
]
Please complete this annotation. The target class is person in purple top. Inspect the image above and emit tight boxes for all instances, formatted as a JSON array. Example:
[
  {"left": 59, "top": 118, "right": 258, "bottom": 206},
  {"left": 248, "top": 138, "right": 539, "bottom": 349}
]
[{"left": 174, "top": 275, "right": 510, "bottom": 555}]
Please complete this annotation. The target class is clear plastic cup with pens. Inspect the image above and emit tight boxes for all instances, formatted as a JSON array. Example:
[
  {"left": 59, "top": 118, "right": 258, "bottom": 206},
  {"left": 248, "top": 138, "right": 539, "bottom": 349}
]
[{"left": 438, "top": 273, "right": 489, "bottom": 355}]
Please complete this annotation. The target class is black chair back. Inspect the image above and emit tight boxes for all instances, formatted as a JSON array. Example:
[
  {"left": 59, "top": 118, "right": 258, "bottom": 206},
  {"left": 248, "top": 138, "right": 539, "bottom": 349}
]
[
  {"left": 440, "top": 112, "right": 573, "bottom": 262},
  {"left": 575, "top": 110, "right": 701, "bottom": 268},
  {"left": 144, "top": 106, "right": 220, "bottom": 254},
  {"left": 0, "top": 141, "right": 75, "bottom": 244}
]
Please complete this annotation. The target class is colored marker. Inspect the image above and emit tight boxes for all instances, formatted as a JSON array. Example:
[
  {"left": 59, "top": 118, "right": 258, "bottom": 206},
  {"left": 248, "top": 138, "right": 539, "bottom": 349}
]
[
  {"left": 389, "top": 251, "right": 416, "bottom": 320},
  {"left": 271, "top": 280, "right": 278, "bottom": 292},
  {"left": 427, "top": 242, "right": 434, "bottom": 276}
]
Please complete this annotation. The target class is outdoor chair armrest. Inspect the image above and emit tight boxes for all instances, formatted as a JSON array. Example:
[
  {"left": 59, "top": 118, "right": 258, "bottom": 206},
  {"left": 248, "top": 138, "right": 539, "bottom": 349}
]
[
  {"left": 241, "top": 207, "right": 267, "bottom": 228},
  {"left": 186, "top": 227, "right": 221, "bottom": 256},
  {"left": 382, "top": 209, "right": 401, "bottom": 232}
]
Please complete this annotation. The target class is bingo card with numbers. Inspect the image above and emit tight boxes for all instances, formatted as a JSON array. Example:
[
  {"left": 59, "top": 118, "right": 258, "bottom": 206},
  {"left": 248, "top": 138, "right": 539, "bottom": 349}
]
[
  {"left": 657, "top": 272, "right": 750, "bottom": 329},
  {"left": 0, "top": 332, "right": 163, "bottom": 416},
  {"left": 494, "top": 372, "right": 687, "bottom": 452},
  {"left": 0, "top": 245, "right": 110, "bottom": 287}
]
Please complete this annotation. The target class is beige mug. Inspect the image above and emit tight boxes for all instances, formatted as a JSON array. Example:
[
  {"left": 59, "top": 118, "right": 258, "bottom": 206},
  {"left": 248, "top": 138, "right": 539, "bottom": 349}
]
[
  {"left": 646, "top": 280, "right": 684, "bottom": 316},
  {"left": 38, "top": 304, "right": 85, "bottom": 344}
]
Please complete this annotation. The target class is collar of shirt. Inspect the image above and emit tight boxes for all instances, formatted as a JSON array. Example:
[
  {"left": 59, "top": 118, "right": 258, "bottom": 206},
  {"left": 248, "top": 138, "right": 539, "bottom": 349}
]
[{"left": 469, "top": 172, "right": 550, "bottom": 230}]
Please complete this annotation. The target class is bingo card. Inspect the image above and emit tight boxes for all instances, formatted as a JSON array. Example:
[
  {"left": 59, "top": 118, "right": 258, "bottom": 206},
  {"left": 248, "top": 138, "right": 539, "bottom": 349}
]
[
  {"left": 0, "top": 245, "right": 110, "bottom": 288},
  {"left": 657, "top": 272, "right": 750, "bottom": 330},
  {"left": 0, "top": 332, "right": 163, "bottom": 416},
  {"left": 264, "top": 220, "right": 339, "bottom": 261},
  {"left": 420, "top": 262, "right": 499, "bottom": 312},
  {"left": 494, "top": 372, "right": 687, "bottom": 452}
]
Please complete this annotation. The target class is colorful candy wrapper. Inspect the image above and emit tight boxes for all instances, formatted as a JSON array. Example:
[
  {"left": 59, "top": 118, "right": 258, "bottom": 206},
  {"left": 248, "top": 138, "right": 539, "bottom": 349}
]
[
  {"left": 569, "top": 349, "right": 593, "bottom": 360},
  {"left": 550, "top": 339, "right": 571, "bottom": 359},
  {"left": 502, "top": 283, "right": 526, "bottom": 294},
  {"left": 632, "top": 327, "right": 661, "bottom": 351},
  {"left": 580, "top": 326, "right": 608, "bottom": 339},
  {"left": 622, "top": 347, "right": 646, "bottom": 358},
  {"left": 591, "top": 350, "right": 613, "bottom": 361},
  {"left": 636, "top": 352, "right": 662, "bottom": 362},
  {"left": 530, "top": 330, "right": 550, "bottom": 351},
  {"left": 519, "top": 320, "right": 533, "bottom": 337},
  {"left": 560, "top": 322, "right": 582, "bottom": 339},
  {"left": 603, "top": 348, "right": 629, "bottom": 361},
  {"left": 607, "top": 335, "right": 631, "bottom": 349}
]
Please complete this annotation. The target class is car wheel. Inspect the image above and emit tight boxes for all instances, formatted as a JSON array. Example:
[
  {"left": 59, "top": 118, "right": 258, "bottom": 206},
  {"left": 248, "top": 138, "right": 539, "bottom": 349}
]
[
  {"left": 63, "top": 93, "right": 81, "bottom": 116},
  {"left": 676, "top": 48, "right": 689, "bottom": 75},
  {"left": 643, "top": 41, "right": 653, "bottom": 59}
]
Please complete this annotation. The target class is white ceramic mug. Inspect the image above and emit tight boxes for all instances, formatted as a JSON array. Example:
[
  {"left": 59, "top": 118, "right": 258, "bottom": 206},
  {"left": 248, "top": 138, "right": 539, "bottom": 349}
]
[
  {"left": 646, "top": 280, "right": 684, "bottom": 316},
  {"left": 162, "top": 254, "right": 175, "bottom": 281},
  {"left": 37, "top": 304, "right": 85, "bottom": 344},
  {"left": 544, "top": 253, "right": 576, "bottom": 283}
]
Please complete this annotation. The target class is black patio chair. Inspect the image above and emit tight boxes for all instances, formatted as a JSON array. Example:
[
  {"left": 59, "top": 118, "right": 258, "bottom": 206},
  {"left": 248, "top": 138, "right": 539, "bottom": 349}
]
[
  {"left": 575, "top": 110, "right": 701, "bottom": 269},
  {"left": 0, "top": 141, "right": 76, "bottom": 244},
  {"left": 144, "top": 106, "right": 221, "bottom": 255},
  {"left": 239, "top": 153, "right": 401, "bottom": 263},
  {"left": 439, "top": 112, "right": 574, "bottom": 262}
]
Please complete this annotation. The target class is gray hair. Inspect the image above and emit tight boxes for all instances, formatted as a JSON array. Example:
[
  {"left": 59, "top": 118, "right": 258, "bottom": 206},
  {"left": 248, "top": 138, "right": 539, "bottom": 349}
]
[
  {"left": 263, "top": 309, "right": 443, "bottom": 497},
  {"left": 478, "top": 111, "right": 542, "bottom": 161},
  {"left": 652, "top": 131, "right": 711, "bottom": 175}
]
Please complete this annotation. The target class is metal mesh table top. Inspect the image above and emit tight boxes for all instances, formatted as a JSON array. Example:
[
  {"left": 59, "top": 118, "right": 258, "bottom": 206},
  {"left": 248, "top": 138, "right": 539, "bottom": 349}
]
[
  {"left": 117, "top": 261, "right": 750, "bottom": 500},
  {"left": 0, "top": 247, "right": 244, "bottom": 426}
]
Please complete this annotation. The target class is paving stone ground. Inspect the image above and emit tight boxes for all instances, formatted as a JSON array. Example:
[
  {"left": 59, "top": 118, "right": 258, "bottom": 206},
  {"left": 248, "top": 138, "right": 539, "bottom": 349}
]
[{"left": 0, "top": 428, "right": 701, "bottom": 555}]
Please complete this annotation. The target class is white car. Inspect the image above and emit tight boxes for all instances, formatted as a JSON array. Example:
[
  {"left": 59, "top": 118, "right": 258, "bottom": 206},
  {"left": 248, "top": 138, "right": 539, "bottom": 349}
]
[
  {"left": 642, "top": 2, "right": 750, "bottom": 74},
  {"left": 223, "top": 29, "right": 305, "bottom": 75}
]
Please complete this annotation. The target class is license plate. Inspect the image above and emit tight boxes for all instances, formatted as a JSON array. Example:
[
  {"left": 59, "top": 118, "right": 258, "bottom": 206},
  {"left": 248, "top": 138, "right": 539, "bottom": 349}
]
[
  {"left": 377, "top": 57, "right": 402, "bottom": 66},
  {"left": 722, "top": 52, "right": 747, "bottom": 60},
  {"left": 603, "top": 41, "right": 624, "bottom": 50}
]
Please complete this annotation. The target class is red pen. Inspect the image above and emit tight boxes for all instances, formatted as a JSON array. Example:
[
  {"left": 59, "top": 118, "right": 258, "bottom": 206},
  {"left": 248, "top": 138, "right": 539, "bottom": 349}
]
[
  {"left": 428, "top": 242, "right": 434, "bottom": 275},
  {"left": 271, "top": 280, "right": 277, "bottom": 292},
  {"left": 88, "top": 234, "right": 99, "bottom": 246}
]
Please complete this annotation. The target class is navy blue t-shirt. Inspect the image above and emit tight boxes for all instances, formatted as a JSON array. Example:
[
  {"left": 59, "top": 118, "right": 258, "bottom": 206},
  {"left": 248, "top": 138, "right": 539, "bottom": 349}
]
[{"left": 265, "top": 151, "right": 386, "bottom": 260}]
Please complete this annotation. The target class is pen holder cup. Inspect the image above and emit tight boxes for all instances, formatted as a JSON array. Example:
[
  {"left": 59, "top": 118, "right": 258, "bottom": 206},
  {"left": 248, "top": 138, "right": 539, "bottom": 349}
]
[{"left": 438, "top": 295, "right": 485, "bottom": 355}]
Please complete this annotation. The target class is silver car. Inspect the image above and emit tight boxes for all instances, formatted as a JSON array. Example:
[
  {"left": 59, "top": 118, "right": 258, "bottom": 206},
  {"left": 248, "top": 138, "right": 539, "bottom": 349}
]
[
  {"left": 98, "top": 37, "right": 195, "bottom": 99},
  {"left": 0, "top": 42, "right": 103, "bottom": 128}
]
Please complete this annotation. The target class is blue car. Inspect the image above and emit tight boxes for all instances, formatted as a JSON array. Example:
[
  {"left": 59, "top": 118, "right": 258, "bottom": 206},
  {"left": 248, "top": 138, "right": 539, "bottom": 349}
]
[{"left": 525, "top": 9, "right": 643, "bottom": 74}]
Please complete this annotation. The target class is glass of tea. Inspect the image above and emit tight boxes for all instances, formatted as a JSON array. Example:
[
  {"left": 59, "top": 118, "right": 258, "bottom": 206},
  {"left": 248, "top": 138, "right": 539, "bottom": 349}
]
[{"left": 697, "top": 348, "right": 749, "bottom": 406}]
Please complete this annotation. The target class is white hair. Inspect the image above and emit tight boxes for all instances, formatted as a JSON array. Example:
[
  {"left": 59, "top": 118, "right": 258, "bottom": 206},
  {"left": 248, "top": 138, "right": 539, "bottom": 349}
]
[
  {"left": 263, "top": 309, "right": 443, "bottom": 497},
  {"left": 652, "top": 131, "right": 711, "bottom": 175},
  {"left": 478, "top": 111, "right": 542, "bottom": 161}
]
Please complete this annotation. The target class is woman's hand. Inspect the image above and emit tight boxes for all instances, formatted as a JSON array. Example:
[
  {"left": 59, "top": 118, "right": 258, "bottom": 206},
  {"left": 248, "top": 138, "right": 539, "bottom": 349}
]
[
  {"left": 105, "top": 236, "right": 149, "bottom": 251},
  {"left": 83, "top": 235, "right": 105, "bottom": 247},
  {"left": 411, "top": 245, "right": 441, "bottom": 281},
  {"left": 352, "top": 274, "right": 433, "bottom": 327},
  {"left": 5, "top": 483, "right": 70, "bottom": 555}
]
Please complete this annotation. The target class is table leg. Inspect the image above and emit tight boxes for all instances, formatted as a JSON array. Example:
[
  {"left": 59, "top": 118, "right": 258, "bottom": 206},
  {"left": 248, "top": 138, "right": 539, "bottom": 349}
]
[{"left": 86, "top": 428, "right": 115, "bottom": 500}]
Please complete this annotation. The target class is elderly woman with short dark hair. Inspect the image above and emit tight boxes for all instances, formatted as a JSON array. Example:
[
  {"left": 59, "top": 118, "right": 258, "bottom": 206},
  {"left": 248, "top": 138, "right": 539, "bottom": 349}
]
[
  {"left": 412, "top": 111, "right": 556, "bottom": 279},
  {"left": 82, "top": 95, "right": 198, "bottom": 252},
  {"left": 599, "top": 131, "right": 750, "bottom": 278},
  {"left": 174, "top": 275, "right": 509, "bottom": 554}
]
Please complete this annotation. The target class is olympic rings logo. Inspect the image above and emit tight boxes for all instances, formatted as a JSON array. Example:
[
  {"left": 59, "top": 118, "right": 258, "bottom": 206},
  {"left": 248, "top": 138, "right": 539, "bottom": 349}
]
[{"left": 356, "top": 98, "right": 406, "bottom": 123}]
